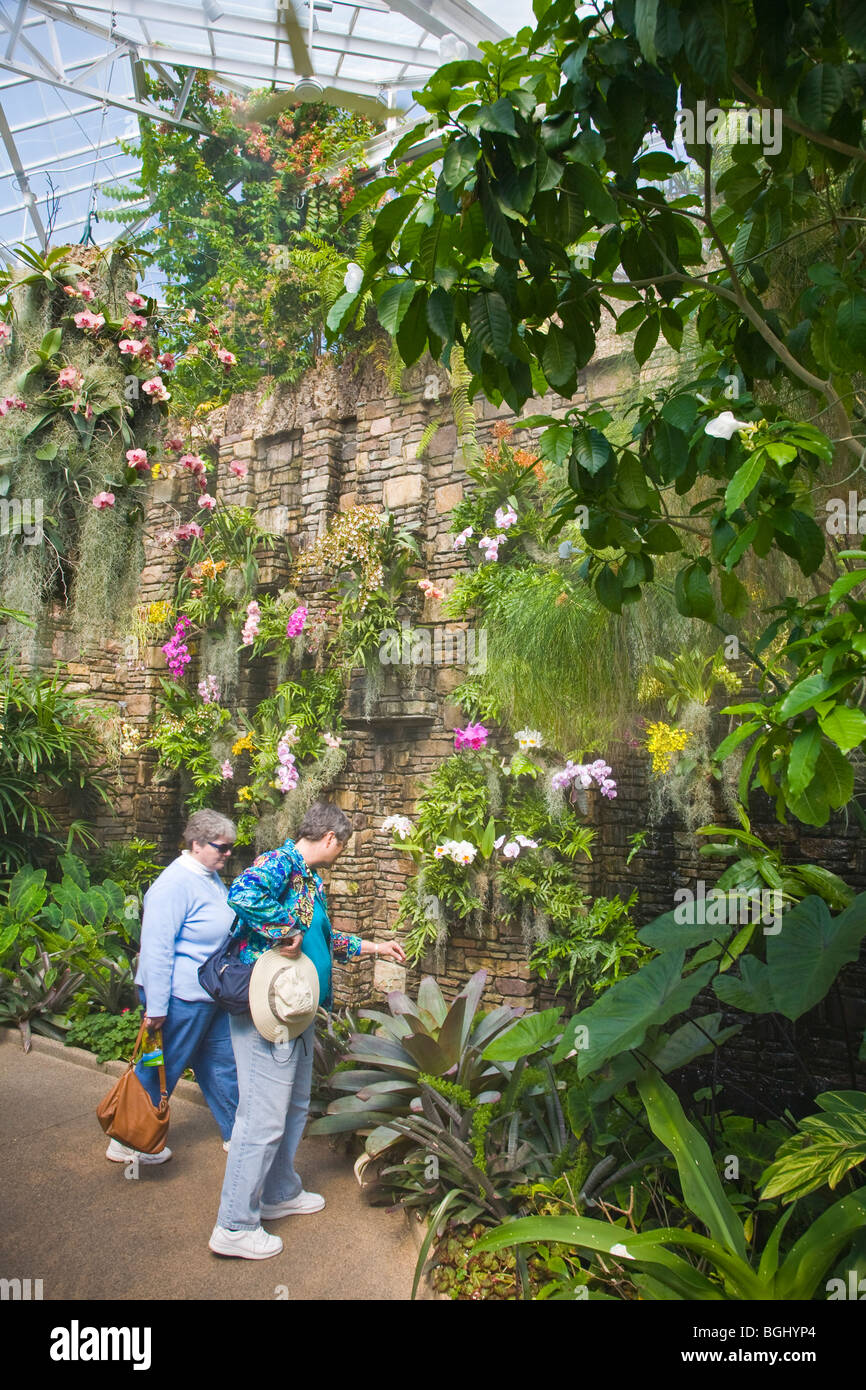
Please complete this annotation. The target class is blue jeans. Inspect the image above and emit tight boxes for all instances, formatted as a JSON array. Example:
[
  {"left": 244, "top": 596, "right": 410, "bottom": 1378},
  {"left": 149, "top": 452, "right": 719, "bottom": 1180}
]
[
  {"left": 135, "top": 990, "right": 238, "bottom": 1141},
  {"left": 217, "top": 1015, "right": 315, "bottom": 1231}
]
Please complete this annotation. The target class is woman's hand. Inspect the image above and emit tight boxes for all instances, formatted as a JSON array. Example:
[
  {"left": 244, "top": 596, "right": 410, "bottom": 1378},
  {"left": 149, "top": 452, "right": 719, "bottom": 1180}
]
[
  {"left": 278, "top": 934, "right": 303, "bottom": 959},
  {"left": 144, "top": 1015, "right": 166, "bottom": 1029},
  {"left": 377, "top": 941, "right": 407, "bottom": 964}
]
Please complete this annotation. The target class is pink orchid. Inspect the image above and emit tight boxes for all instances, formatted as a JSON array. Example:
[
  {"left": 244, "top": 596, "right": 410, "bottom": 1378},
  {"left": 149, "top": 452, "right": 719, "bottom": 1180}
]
[
  {"left": 119, "top": 339, "right": 145, "bottom": 357},
  {"left": 165, "top": 435, "right": 185, "bottom": 453},
  {"left": 229, "top": 459, "right": 248, "bottom": 477},
  {"left": 126, "top": 291, "right": 147, "bottom": 309},
  {"left": 180, "top": 452, "right": 206, "bottom": 474},
  {"left": 174, "top": 521, "right": 204, "bottom": 542},
  {"left": 77, "top": 281, "right": 95, "bottom": 301},
  {"left": 221, "top": 761, "right": 234, "bottom": 780},
  {"left": 92, "top": 491, "right": 115, "bottom": 509},
  {"left": 74, "top": 310, "right": 105, "bottom": 333},
  {"left": 126, "top": 448, "right": 149, "bottom": 471},
  {"left": 0, "top": 323, "right": 11, "bottom": 344},
  {"left": 0, "top": 394, "right": 26, "bottom": 415},
  {"left": 241, "top": 599, "right": 261, "bottom": 646},
  {"left": 216, "top": 348, "right": 237, "bottom": 369},
  {"left": 141, "top": 377, "right": 170, "bottom": 402},
  {"left": 197, "top": 493, "right": 217, "bottom": 511},
  {"left": 123, "top": 313, "right": 148, "bottom": 332},
  {"left": 156, "top": 352, "right": 177, "bottom": 371},
  {"left": 454, "top": 722, "right": 489, "bottom": 751},
  {"left": 286, "top": 605, "right": 307, "bottom": 639},
  {"left": 57, "top": 365, "right": 83, "bottom": 390}
]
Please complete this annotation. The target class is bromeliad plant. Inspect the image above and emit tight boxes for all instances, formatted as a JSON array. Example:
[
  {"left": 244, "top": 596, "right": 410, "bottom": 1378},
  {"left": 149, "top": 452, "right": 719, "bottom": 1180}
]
[{"left": 308, "top": 970, "right": 518, "bottom": 1159}]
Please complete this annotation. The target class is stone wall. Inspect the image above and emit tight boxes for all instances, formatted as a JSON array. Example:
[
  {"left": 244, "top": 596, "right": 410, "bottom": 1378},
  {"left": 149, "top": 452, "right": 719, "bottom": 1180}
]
[{"left": 5, "top": 330, "right": 865, "bottom": 1097}]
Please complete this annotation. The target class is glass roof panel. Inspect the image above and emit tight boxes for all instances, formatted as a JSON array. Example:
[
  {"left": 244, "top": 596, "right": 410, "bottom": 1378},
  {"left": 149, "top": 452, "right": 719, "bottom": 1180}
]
[{"left": 0, "top": 0, "right": 534, "bottom": 266}]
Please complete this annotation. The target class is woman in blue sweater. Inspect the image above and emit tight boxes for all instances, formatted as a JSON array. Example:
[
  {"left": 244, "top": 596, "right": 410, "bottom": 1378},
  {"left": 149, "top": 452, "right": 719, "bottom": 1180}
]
[{"left": 105, "top": 809, "right": 240, "bottom": 1167}]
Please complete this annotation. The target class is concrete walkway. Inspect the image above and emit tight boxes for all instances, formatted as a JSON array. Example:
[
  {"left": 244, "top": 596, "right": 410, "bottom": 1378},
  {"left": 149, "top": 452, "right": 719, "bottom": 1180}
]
[{"left": 0, "top": 1030, "right": 423, "bottom": 1301}]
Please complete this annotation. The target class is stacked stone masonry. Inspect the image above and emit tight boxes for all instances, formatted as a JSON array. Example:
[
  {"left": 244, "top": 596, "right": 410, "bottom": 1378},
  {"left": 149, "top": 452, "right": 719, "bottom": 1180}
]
[{"left": 8, "top": 331, "right": 865, "bottom": 1101}]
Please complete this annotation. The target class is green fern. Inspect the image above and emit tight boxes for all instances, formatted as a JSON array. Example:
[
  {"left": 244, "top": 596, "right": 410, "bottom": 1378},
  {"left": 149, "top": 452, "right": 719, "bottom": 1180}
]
[
  {"left": 449, "top": 345, "right": 482, "bottom": 464},
  {"left": 416, "top": 418, "right": 443, "bottom": 458}
]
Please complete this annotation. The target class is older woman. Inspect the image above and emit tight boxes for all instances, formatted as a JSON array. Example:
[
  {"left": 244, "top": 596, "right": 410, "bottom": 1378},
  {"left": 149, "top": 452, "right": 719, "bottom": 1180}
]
[
  {"left": 105, "top": 809, "right": 240, "bottom": 1167},
  {"left": 208, "top": 800, "right": 406, "bottom": 1259}
]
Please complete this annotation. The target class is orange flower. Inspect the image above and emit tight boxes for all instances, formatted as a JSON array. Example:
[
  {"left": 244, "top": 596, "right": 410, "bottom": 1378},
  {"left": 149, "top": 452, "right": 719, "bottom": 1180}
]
[{"left": 492, "top": 421, "right": 513, "bottom": 440}]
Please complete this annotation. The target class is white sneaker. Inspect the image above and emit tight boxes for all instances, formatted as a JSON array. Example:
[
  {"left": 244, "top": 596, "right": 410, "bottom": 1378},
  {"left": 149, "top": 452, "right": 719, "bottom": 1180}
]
[
  {"left": 261, "top": 1190, "right": 325, "bottom": 1217},
  {"left": 106, "top": 1138, "right": 172, "bottom": 1165},
  {"left": 222, "top": 1140, "right": 231, "bottom": 1152},
  {"left": 208, "top": 1225, "right": 283, "bottom": 1260}
]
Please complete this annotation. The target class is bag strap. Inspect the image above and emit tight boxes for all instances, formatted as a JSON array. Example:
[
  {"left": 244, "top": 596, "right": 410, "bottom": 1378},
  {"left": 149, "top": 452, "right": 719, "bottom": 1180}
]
[{"left": 129, "top": 1017, "right": 169, "bottom": 1103}]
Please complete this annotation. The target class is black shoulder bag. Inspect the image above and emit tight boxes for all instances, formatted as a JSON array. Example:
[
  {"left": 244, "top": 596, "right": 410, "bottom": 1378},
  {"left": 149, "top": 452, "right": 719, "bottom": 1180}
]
[{"left": 198, "top": 918, "right": 254, "bottom": 1015}]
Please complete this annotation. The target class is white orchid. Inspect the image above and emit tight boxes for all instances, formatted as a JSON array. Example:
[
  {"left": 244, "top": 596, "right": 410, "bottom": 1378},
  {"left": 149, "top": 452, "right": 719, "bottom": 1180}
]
[
  {"left": 382, "top": 814, "right": 412, "bottom": 840},
  {"left": 704, "top": 410, "right": 751, "bottom": 440},
  {"left": 343, "top": 262, "right": 364, "bottom": 294}
]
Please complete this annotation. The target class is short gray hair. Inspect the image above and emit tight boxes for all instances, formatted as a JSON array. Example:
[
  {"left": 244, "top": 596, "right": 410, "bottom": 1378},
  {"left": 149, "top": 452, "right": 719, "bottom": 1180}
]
[
  {"left": 184, "top": 809, "right": 237, "bottom": 849},
  {"left": 297, "top": 801, "right": 351, "bottom": 844}
]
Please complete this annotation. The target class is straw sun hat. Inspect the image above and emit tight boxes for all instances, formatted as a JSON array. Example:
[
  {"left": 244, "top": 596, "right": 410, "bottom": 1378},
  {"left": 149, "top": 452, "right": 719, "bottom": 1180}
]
[{"left": 249, "top": 948, "right": 320, "bottom": 1042}]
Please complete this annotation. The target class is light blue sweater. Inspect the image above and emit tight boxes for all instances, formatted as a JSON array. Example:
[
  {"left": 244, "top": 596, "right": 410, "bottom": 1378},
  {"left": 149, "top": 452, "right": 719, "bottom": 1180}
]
[{"left": 134, "top": 855, "right": 236, "bottom": 1014}]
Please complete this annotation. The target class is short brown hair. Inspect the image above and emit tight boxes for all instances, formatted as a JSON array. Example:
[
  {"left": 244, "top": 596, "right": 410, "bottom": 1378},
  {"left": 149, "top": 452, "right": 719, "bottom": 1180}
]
[{"left": 297, "top": 801, "right": 351, "bottom": 844}]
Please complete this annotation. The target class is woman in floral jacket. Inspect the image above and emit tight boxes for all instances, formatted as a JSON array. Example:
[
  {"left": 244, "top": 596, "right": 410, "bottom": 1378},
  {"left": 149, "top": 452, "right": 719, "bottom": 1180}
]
[{"left": 209, "top": 800, "right": 406, "bottom": 1261}]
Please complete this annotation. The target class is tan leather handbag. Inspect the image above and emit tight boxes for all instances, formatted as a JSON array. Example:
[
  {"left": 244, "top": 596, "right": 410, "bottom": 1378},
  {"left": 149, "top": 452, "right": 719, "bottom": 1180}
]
[{"left": 96, "top": 1019, "right": 170, "bottom": 1154}]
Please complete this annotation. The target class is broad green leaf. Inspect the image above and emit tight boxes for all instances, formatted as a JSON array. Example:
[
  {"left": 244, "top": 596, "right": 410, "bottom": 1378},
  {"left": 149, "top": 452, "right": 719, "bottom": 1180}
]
[
  {"left": 416, "top": 975, "right": 448, "bottom": 1027},
  {"left": 554, "top": 952, "right": 717, "bottom": 1076},
  {"left": 637, "top": 1071, "right": 748, "bottom": 1261},
  {"left": 819, "top": 705, "right": 866, "bottom": 755},
  {"left": 376, "top": 280, "right": 417, "bottom": 335},
  {"left": 787, "top": 722, "right": 822, "bottom": 797},
  {"left": 469, "top": 291, "right": 511, "bottom": 357},
  {"left": 776, "top": 672, "right": 850, "bottom": 721},
  {"left": 797, "top": 63, "right": 845, "bottom": 132},
  {"left": 633, "top": 315, "right": 659, "bottom": 366},
  {"left": 765, "top": 893, "right": 866, "bottom": 1021},
  {"left": 442, "top": 135, "right": 478, "bottom": 188},
  {"left": 482, "top": 1007, "right": 563, "bottom": 1061},
  {"left": 571, "top": 426, "right": 612, "bottom": 476},
  {"left": 542, "top": 326, "right": 576, "bottom": 390},
  {"left": 828, "top": 569, "right": 866, "bottom": 605},
  {"left": 724, "top": 451, "right": 767, "bottom": 515},
  {"left": 713, "top": 953, "right": 775, "bottom": 1014},
  {"left": 476, "top": 98, "right": 516, "bottom": 135},
  {"left": 775, "top": 1187, "right": 866, "bottom": 1300},
  {"left": 634, "top": 0, "right": 659, "bottom": 64}
]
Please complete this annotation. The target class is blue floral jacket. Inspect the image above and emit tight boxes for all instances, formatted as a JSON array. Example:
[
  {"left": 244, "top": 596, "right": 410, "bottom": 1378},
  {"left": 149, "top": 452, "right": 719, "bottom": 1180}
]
[{"left": 227, "top": 837, "right": 362, "bottom": 969}]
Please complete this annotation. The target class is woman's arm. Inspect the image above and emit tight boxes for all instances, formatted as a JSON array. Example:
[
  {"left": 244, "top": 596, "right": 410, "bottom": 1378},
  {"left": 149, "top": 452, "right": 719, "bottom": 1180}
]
[
  {"left": 137, "top": 875, "right": 191, "bottom": 1017},
  {"left": 228, "top": 849, "right": 315, "bottom": 942}
]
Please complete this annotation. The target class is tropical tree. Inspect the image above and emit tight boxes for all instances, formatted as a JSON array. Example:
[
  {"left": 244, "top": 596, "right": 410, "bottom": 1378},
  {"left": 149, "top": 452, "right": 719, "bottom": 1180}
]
[{"left": 335, "top": 0, "right": 866, "bottom": 829}]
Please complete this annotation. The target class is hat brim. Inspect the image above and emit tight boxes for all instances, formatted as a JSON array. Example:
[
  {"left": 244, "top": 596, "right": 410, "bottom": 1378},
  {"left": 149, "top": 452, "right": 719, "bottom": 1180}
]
[{"left": 249, "top": 948, "right": 320, "bottom": 1042}]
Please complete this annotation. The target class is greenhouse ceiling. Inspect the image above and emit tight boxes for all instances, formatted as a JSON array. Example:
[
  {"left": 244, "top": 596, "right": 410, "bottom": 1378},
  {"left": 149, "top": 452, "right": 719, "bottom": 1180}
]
[{"left": 0, "top": 0, "right": 532, "bottom": 264}]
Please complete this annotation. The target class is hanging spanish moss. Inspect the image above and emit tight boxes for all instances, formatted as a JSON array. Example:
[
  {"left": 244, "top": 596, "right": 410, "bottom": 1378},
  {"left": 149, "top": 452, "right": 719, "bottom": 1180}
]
[
  {"left": 201, "top": 620, "right": 242, "bottom": 704},
  {"left": 254, "top": 743, "right": 348, "bottom": 850}
]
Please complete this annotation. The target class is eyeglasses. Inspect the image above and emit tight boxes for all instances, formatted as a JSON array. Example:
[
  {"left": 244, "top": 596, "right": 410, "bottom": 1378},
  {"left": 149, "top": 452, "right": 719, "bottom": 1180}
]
[{"left": 208, "top": 842, "right": 234, "bottom": 853}]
